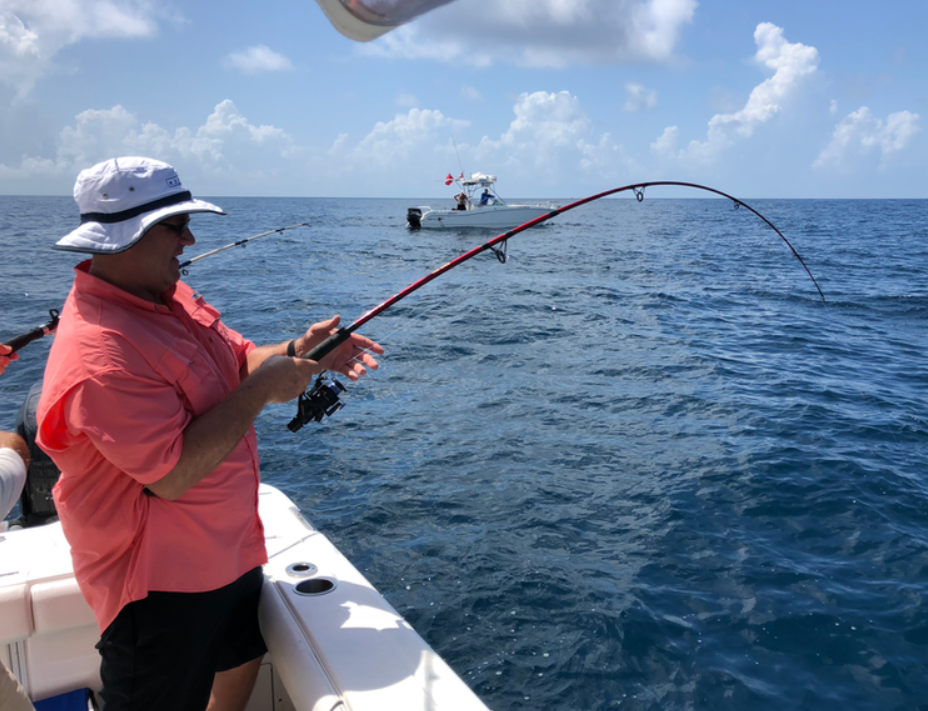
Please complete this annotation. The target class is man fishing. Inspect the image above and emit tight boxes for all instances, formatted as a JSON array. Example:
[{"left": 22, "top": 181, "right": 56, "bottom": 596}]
[{"left": 35, "top": 156, "right": 383, "bottom": 711}]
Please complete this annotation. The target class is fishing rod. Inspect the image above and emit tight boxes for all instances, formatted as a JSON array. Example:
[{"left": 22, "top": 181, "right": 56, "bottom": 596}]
[
  {"left": 2, "top": 309, "right": 60, "bottom": 354},
  {"left": 179, "top": 222, "right": 309, "bottom": 274},
  {"left": 2, "top": 224, "right": 309, "bottom": 357},
  {"left": 288, "top": 180, "right": 826, "bottom": 432}
]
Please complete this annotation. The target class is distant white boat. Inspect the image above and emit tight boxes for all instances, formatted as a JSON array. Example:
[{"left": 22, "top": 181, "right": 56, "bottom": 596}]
[
  {"left": 408, "top": 173, "right": 555, "bottom": 230},
  {"left": 0, "top": 483, "right": 490, "bottom": 711}
]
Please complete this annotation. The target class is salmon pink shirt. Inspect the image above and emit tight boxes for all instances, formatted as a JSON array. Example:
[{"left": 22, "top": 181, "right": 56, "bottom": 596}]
[{"left": 37, "top": 261, "right": 267, "bottom": 633}]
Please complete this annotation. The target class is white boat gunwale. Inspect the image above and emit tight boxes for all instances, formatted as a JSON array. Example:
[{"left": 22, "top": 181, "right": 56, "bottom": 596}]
[{"left": 0, "top": 483, "right": 490, "bottom": 711}]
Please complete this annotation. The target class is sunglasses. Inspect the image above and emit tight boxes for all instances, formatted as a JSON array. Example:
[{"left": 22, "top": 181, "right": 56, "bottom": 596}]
[{"left": 159, "top": 220, "right": 190, "bottom": 237}]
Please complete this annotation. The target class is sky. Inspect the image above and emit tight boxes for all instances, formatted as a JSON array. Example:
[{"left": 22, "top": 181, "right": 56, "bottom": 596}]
[{"left": 0, "top": 0, "right": 924, "bottom": 199}]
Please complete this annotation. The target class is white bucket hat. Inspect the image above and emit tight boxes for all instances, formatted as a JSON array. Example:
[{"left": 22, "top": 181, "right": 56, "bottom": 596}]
[
  {"left": 55, "top": 156, "right": 226, "bottom": 254},
  {"left": 313, "top": 0, "right": 456, "bottom": 41}
]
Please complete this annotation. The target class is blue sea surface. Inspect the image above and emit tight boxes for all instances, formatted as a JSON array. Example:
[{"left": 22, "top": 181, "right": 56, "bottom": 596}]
[{"left": 1, "top": 194, "right": 926, "bottom": 710}]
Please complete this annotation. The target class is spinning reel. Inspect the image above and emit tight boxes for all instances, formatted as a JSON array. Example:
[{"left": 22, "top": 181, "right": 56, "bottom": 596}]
[{"left": 287, "top": 374, "right": 347, "bottom": 432}]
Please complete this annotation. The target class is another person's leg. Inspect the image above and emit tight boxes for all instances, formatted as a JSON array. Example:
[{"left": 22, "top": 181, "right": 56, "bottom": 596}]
[{"left": 0, "top": 662, "right": 35, "bottom": 711}]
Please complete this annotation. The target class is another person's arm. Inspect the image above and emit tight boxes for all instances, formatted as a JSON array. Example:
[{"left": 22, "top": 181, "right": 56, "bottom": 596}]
[
  {"left": 0, "top": 344, "right": 17, "bottom": 376},
  {"left": 0, "top": 432, "right": 29, "bottom": 520}
]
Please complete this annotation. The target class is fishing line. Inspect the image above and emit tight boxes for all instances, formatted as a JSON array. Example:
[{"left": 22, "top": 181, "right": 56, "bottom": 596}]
[
  {"left": 288, "top": 180, "right": 826, "bottom": 432},
  {"left": 360, "top": 294, "right": 453, "bottom": 354}
]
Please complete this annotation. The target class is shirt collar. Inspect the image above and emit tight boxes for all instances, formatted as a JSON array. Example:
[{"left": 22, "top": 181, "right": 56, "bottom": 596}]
[{"left": 74, "top": 259, "right": 180, "bottom": 313}]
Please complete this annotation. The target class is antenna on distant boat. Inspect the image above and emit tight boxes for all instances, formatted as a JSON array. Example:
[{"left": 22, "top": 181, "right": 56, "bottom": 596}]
[{"left": 451, "top": 133, "right": 465, "bottom": 182}]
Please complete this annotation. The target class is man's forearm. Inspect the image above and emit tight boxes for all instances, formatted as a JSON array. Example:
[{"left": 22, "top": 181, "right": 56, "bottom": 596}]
[
  {"left": 145, "top": 374, "right": 270, "bottom": 501},
  {"left": 148, "top": 353, "right": 319, "bottom": 501},
  {"left": 242, "top": 340, "right": 295, "bottom": 378}
]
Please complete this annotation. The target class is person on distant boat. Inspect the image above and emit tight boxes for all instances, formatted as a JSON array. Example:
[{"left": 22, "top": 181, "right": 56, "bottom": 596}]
[
  {"left": 454, "top": 191, "right": 468, "bottom": 210},
  {"left": 479, "top": 188, "right": 492, "bottom": 206},
  {"left": 35, "top": 156, "right": 383, "bottom": 711}
]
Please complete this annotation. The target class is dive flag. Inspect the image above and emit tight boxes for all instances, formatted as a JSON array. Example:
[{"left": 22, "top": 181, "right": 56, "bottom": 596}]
[{"left": 444, "top": 174, "right": 454, "bottom": 186}]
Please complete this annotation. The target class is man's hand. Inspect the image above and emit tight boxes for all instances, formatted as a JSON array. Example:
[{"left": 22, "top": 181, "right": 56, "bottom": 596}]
[
  {"left": 292, "top": 315, "right": 383, "bottom": 382},
  {"left": 250, "top": 354, "right": 322, "bottom": 404},
  {"left": 151, "top": 316, "right": 384, "bottom": 500}
]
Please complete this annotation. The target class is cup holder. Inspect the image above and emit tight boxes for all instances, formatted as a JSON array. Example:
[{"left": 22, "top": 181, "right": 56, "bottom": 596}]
[
  {"left": 295, "top": 578, "right": 337, "bottom": 596},
  {"left": 285, "top": 562, "right": 318, "bottom": 578}
]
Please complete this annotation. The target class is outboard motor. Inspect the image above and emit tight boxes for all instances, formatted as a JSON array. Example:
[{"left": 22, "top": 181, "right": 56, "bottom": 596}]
[
  {"left": 14, "top": 379, "right": 61, "bottom": 527},
  {"left": 407, "top": 207, "right": 422, "bottom": 229}
]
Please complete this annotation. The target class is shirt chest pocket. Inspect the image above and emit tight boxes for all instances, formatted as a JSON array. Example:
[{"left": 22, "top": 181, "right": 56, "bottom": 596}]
[{"left": 155, "top": 337, "right": 230, "bottom": 416}]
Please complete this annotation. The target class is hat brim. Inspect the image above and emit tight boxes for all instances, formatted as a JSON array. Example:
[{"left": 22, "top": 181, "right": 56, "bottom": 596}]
[{"left": 54, "top": 198, "right": 227, "bottom": 254}]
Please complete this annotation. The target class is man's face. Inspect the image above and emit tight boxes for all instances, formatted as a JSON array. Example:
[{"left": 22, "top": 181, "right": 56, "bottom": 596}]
[{"left": 125, "top": 215, "right": 195, "bottom": 297}]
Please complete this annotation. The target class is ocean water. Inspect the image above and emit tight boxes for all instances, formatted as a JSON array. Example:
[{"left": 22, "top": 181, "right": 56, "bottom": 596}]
[{"left": 1, "top": 194, "right": 926, "bottom": 710}]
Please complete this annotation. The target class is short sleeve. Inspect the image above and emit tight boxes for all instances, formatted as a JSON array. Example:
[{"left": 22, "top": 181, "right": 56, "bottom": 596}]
[
  {"left": 222, "top": 325, "right": 255, "bottom": 372},
  {"left": 64, "top": 371, "right": 192, "bottom": 485}
]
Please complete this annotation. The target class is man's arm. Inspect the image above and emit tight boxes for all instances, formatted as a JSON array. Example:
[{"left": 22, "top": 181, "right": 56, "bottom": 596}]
[
  {"left": 149, "top": 317, "right": 382, "bottom": 501},
  {"left": 146, "top": 355, "right": 318, "bottom": 500},
  {"left": 241, "top": 315, "right": 382, "bottom": 381}
]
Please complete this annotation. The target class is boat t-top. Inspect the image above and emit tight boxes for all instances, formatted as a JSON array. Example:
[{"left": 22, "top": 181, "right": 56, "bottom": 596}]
[{"left": 407, "top": 173, "right": 555, "bottom": 230}]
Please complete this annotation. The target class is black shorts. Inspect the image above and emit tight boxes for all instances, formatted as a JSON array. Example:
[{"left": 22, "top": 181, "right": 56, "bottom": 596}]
[{"left": 96, "top": 567, "right": 267, "bottom": 711}]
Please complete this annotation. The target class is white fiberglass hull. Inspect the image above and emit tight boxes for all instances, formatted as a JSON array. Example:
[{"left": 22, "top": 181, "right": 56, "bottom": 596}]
[
  {"left": 0, "top": 484, "right": 489, "bottom": 711},
  {"left": 414, "top": 204, "right": 552, "bottom": 230}
]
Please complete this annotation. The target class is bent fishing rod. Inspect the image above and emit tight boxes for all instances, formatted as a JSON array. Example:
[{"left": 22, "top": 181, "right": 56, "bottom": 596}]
[
  {"left": 2, "top": 223, "right": 310, "bottom": 356},
  {"left": 288, "top": 180, "right": 826, "bottom": 432}
]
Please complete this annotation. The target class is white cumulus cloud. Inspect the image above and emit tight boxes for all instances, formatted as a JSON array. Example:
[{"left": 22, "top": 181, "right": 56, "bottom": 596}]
[
  {"left": 814, "top": 107, "right": 921, "bottom": 171},
  {"left": 658, "top": 22, "right": 819, "bottom": 167},
  {"left": 360, "top": 0, "right": 697, "bottom": 68},
  {"left": 0, "top": 100, "right": 297, "bottom": 191},
  {"left": 461, "top": 85, "right": 484, "bottom": 103},
  {"left": 624, "top": 83, "right": 658, "bottom": 112},
  {"left": 471, "top": 90, "right": 635, "bottom": 183},
  {"left": 395, "top": 91, "right": 420, "bottom": 108},
  {"left": 0, "top": 0, "right": 163, "bottom": 93},
  {"left": 223, "top": 45, "right": 294, "bottom": 75},
  {"left": 332, "top": 108, "right": 464, "bottom": 174},
  {"left": 650, "top": 125, "right": 679, "bottom": 159}
]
